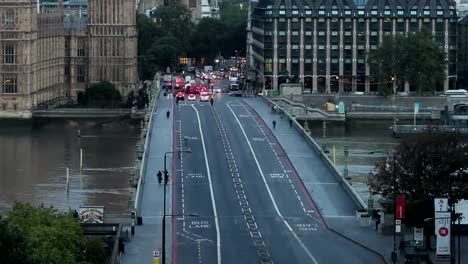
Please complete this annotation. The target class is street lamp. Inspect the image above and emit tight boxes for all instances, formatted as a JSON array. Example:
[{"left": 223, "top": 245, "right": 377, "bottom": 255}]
[{"left": 162, "top": 149, "right": 192, "bottom": 264}]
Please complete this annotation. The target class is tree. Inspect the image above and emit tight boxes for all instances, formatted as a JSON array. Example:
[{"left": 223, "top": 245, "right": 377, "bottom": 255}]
[
  {"left": 404, "top": 30, "right": 447, "bottom": 95},
  {"left": 85, "top": 81, "right": 122, "bottom": 107},
  {"left": 219, "top": 0, "right": 248, "bottom": 57},
  {"left": 370, "top": 131, "right": 468, "bottom": 226},
  {"left": 190, "top": 18, "right": 226, "bottom": 62},
  {"left": 368, "top": 30, "right": 446, "bottom": 95},
  {"left": 152, "top": 3, "right": 194, "bottom": 53},
  {"left": 6, "top": 203, "right": 107, "bottom": 264},
  {"left": 368, "top": 35, "right": 404, "bottom": 96},
  {"left": 0, "top": 218, "right": 38, "bottom": 264}
]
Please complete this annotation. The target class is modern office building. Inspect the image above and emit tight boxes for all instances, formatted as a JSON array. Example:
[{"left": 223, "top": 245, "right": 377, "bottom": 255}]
[
  {"left": 458, "top": 15, "right": 468, "bottom": 89},
  {"left": 250, "top": 0, "right": 458, "bottom": 94}
]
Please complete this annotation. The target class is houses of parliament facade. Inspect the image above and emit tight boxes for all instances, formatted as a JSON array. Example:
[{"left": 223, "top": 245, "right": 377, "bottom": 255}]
[{"left": 0, "top": 0, "right": 137, "bottom": 118}]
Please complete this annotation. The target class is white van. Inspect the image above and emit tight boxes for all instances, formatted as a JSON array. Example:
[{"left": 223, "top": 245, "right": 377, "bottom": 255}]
[{"left": 443, "top": 89, "right": 467, "bottom": 97}]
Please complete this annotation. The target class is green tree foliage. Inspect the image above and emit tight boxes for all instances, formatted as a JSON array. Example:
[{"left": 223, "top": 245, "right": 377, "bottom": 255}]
[
  {"left": 219, "top": 0, "right": 248, "bottom": 56},
  {"left": 0, "top": 218, "right": 38, "bottom": 264},
  {"left": 6, "top": 203, "right": 107, "bottom": 264},
  {"left": 370, "top": 131, "right": 468, "bottom": 225},
  {"left": 84, "top": 81, "right": 122, "bottom": 107},
  {"left": 137, "top": 1, "right": 248, "bottom": 78},
  {"left": 368, "top": 30, "right": 446, "bottom": 95},
  {"left": 152, "top": 3, "right": 194, "bottom": 50},
  {"left": 190, "top": 18, "right": 226, "bottom": 61}
]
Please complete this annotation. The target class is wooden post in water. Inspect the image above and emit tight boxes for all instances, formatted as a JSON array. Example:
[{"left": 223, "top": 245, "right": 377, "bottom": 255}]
[
  {"left": 80, "top": 148, "right": 83, "bottom": 172},
  {"left": 66, "top": 167, "right": 70, "bottom": 192}
]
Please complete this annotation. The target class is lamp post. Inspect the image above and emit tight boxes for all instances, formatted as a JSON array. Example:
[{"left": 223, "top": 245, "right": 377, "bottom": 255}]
[
  {"left": 162, "top": 149, "right": 191, "bottom": 264},
  {"left": 392, "top": 151, "right": 397, "bottom": 264}
]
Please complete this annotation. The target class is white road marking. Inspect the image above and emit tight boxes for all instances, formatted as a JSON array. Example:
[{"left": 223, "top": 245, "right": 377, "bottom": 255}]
[
  {"left": 210, "top": 105, "right": 271, "bottom": 261},
  {"left": 227, "top": 103, "right": 319, "bottom": 264},
  {"left": 191, "top": 105, "right": 221, "bottom": 264}
]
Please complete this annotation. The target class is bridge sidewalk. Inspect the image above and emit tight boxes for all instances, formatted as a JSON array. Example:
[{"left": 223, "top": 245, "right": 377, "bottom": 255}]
[
  {"left": 243, "top": 97, "right": 394, "bottom": 262},
  {"left": 121, "top": 95, "right": 174, "bottom": 264}
]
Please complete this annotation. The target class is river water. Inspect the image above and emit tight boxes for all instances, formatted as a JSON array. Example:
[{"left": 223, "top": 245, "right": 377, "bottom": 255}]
[
  {"left": 308, "top": 120, "right": 398, "bottom": 203},
  {"left": 0, "top": 120, "right": 139, "bottom": 216}
]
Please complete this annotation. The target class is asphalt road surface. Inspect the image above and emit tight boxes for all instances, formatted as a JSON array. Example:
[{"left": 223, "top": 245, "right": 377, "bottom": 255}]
[{"left": 171, "top": 90, "right": 383, "bottom": 263}]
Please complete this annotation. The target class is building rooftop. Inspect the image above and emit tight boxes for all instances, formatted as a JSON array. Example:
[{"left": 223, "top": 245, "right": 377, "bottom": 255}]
[{"left": 253, "top": 0, "right": 457, "bottom": 18}]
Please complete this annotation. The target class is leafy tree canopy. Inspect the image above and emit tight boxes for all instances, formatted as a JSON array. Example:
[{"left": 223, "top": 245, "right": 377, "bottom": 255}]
[
  {"left": 370, "top": 131, "right": 468, "bottom": 225},
  {"left": 85, "top": 81, "right": 122, "bottom": 107},
  {"left": 5, "top": 203, "right": 107, "bottom": 264},
  {"left": 0, "top": 218, "right": 38, "bottom": 264},
  {"left": 368, "top": 30, "right": 446, "bottom": 95},
  {"left": 137, "top": 1, "right": 248, "bottom": 78}
]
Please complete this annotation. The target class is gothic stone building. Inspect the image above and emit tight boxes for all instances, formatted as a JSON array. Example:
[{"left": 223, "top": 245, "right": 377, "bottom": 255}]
[
  {"left": 250, "top": 0, "right": 458, "bottom": 94},
  {"left": 0, "top": 0, "right": 64, "bottom": 118},
  {"left": 0, "top": 0, "right": 137, "bottom": 118}
]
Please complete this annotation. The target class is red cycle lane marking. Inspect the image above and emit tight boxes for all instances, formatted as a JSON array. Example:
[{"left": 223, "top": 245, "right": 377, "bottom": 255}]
[
  {"left": 241, "top": 100, "right": 327, "bottom": 230},
  {"left": 243, "top": 99, "right": 388, "bottom": 263}
]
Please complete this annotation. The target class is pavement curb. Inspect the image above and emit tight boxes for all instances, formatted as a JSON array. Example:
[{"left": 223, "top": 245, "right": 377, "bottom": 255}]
[
  {"left": 258, "top": 96, "right": 367, "bottom": 209},
  {"left": 135, "top": 74, "right": 162, "bottom": 217},
  {"left": 244, "top": 96, "right": 388, "bottom": 263},
  {"left": 241, "top": 99, "right": 327, "bottom": 229},
  {"left": 328, "top": 227, "right": 388, "bottom": 264}
]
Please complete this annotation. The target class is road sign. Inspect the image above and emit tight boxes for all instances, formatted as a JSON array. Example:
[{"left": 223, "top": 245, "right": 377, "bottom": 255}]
[
  {"left": 435, "top": 211, "right": 451, "bottom": 256},
  {"left": 439, "top": 227, "right": 448, "bottom": 237},
  {"left": 414, "top": 227, "right": 424, "bottom": 241},
  {"left": 153, "top": 250, "right": 160, "bottom": 264},
  {"left": 395, "top": 219, "right": 402, "bottom": 233}
]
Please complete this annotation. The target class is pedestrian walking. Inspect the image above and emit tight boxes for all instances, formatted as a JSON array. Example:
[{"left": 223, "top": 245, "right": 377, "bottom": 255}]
[
  {"left": 272, "top": 120, "right": 276, "bottom": 129},
  {"left": 164, "top": 170, "right": 169, "bottom": 184},
  {"left": 210, "top": 98, "right": 214, "bottom": 106},
  {"left": 289, "top": 119, "right": 293, "bottom": 128},
  {"left": 166, "top": 110, "right": 170, "bottom": 119},
  {"left": 157, "top": 170, "right": 162, "bottom": 184}
]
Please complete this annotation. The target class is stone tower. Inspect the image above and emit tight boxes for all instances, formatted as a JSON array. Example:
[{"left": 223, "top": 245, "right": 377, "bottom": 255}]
[{"left": 88, "top": 0, "right": 137, "bottom": 97}]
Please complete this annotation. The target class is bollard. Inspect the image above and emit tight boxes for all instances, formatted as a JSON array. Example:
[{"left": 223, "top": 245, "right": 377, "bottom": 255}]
[{"left": 131, "top": 211, "right": 136, "bottom": 235}]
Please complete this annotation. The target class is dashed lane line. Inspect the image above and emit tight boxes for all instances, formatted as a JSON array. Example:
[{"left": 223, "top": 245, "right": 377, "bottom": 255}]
[
  {"left": 227, "top": 103, "right": 319, "bottom": 264},
  {"left": 191, "top": 105, "right": 221, "bottom": 264},
  {"left": 211, "top": 105, "right": 272, "bottom": 263}
]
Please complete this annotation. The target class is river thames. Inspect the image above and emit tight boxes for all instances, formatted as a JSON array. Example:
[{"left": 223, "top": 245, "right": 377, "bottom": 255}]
[{"left": 0, "top": 120, "right": 139, "bottom": 216}]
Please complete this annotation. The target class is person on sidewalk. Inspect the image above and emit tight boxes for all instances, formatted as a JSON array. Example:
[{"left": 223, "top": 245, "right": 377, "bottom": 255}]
[
  {"left": 157, "top": 170, "right": 162, "bottom": 184},
  {"left": 166, "top": 110, "right": 170, "bottom": 119},
  {"left": 272, "top": 120, "right": 277, "bottom": 129},
  {"left": 164, "top": 170, "right": 169, "bottom": 184},
  {"left": 289, "top": 119, "right": 293, "bottom": 128}
]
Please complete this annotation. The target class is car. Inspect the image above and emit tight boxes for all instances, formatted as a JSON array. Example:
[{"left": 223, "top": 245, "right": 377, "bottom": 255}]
[
  {"left": 175, "top": 91, "right": 185, "bottom": 102},
  {"left": 200, "top": 92, "right": 211, "bottom": 102},
  {"left": 186, "top": 85, "right": 199, "bottom": 94},
  {"left": 214, "top": 88, "right": 221, "bottom": 93},
  {"left": 187, "top": 94, "right": 197, "bottom": 101},
  {"left": 229, "top": 91, "right": 243, "bottom": 97}
]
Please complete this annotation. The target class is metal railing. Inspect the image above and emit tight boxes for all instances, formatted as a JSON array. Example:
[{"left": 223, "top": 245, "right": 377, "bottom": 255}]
[{"left": 349, "top": 104, "right": 436, "bottom": 113}]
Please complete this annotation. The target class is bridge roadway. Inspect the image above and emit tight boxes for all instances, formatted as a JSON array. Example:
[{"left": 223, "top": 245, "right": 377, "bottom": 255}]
[{"left": 171, "top": 95, "right": 382, "bottom": 264}]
